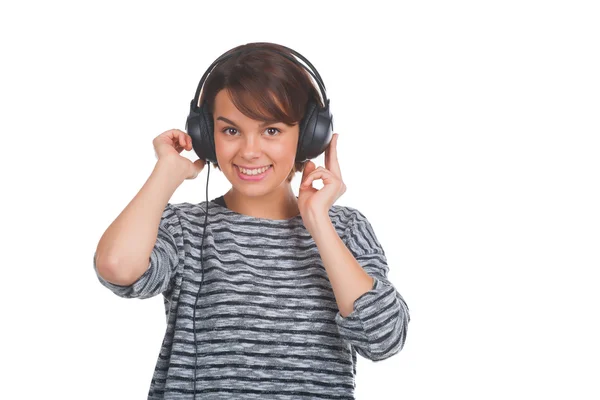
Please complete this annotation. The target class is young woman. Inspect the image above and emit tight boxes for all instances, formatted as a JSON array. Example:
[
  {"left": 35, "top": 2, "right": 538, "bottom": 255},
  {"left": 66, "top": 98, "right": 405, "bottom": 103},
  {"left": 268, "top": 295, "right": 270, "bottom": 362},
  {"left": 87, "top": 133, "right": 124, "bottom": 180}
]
[{"left": 93, "top": 42, "right": 410, "bottom": 400}]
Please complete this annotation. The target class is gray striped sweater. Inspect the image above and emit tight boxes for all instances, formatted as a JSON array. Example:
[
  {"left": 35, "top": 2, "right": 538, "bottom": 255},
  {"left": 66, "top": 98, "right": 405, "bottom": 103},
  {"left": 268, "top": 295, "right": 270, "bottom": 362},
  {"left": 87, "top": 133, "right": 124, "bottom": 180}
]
[{"left": 93, "top": 195, "right": 410, "bottom": 399}]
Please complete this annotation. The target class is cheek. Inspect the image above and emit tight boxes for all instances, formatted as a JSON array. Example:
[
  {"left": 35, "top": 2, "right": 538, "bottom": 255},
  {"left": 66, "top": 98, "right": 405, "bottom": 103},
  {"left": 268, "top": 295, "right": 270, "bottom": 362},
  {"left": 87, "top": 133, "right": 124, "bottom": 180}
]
[
  {"left": 272, "top": 138, "right": 298, "bottom": 161},
  {"left": 214, "top": 137, "right": 234, "bottom": 156},
  {"left": 272, "top": 143, "right": 292, "bottom": 159},
  {"left": 214, "top": 142, "right": 232, "bottom": 171}
]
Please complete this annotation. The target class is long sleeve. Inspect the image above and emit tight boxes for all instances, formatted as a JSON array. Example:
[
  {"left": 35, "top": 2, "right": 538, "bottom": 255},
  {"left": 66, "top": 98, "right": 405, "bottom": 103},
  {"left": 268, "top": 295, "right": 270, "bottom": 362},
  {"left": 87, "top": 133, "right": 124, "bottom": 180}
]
[
  {"left": 93, "top": 203, "right": 185, "bottom": 299},
  {"left": 334, "top": 209, "right": 410, "bottom": 361}
]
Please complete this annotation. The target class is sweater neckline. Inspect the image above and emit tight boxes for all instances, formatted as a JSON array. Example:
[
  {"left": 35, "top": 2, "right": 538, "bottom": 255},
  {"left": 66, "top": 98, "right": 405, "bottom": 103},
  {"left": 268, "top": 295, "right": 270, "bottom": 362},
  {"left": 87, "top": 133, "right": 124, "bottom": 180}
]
[{"left": 208, "top": 195, "right": 304, "bottom": 225}]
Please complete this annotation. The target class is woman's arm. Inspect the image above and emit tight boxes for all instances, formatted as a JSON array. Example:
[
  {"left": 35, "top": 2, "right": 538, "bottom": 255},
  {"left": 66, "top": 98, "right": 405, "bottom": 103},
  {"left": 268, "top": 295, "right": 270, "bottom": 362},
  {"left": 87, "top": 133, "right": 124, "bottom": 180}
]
[
  {"left": 320, "top": 208, "right": 410, "bottom": 361},
  {"left": 94, "top": 158, "right": 187, "bottom": 286}
]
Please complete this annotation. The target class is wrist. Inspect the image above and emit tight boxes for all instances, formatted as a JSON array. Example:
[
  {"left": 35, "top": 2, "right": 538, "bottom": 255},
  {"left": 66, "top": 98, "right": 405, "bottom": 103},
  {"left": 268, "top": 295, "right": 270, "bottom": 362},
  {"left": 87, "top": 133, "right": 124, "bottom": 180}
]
[
  {"left": 154, "top": 157, "right": 188, "bottom": 183},
  {"left": 304, "top": 212, "right": 333, "bottom": 234}
]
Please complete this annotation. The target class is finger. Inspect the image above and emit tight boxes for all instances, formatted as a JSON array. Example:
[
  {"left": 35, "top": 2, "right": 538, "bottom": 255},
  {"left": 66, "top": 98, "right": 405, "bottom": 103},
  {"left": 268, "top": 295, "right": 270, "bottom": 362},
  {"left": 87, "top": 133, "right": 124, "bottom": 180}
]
[
  {"left": 301, "top": 168, "right": 334, "bottom": 188},
  {"left": 326, "top": 134, "right": 341, "bottom": 178},
  {"left": 168, "top": 131, "right": 178, "bottom": 145},
  {"left": 301, "top": 160, "right": 316, "bottom": 181},
  {"left": 166, "top": 129, "right": 179, "bottom": 140},
  {"left": 299, "top": 161, "right": 317, "bottom": 190},
  {"left": 325, "top": 137, "right": 331, "bottom": 171},
  {"left": 301, "top": 172, "right": 331, "bottom": 189},
  {"left": 304, "top": 164, "right": 323, "bottom": 181}
]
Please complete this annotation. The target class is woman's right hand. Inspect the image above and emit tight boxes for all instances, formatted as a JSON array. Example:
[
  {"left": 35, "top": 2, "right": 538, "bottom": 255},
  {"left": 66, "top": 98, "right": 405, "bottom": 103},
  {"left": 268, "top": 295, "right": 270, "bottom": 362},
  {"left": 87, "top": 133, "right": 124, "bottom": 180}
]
[{"left": 153, "top": 129, "right": 206, "bottom": 180}]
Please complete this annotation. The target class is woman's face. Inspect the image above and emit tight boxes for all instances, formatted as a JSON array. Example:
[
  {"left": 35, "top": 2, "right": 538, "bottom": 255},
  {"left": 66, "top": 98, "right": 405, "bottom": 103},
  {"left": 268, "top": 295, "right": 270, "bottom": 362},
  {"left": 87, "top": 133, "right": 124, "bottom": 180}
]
[{"left": 212, "top": 89, "right": 299, "bottom": 196}]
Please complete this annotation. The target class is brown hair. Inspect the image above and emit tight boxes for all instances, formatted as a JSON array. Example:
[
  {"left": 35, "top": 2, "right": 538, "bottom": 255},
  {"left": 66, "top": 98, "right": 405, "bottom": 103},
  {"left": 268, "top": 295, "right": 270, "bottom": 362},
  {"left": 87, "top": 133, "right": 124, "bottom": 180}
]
[{"left": 198, "top": 42, "right": 323, "bottom": 182}]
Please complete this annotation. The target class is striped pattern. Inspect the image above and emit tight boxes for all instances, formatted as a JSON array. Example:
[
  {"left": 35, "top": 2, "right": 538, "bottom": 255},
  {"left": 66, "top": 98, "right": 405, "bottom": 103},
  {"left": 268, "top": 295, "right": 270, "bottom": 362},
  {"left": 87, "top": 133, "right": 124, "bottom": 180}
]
[{"left": 93, "top": 196, "right": 410, "bottom": 399}]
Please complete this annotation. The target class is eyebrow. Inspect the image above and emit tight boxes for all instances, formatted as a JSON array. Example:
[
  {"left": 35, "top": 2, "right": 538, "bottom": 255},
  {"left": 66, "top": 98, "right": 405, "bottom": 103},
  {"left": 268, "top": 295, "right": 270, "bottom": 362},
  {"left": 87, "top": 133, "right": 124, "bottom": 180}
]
[{"left": 216, "top": 116, "right": 280, "bottom": 129}]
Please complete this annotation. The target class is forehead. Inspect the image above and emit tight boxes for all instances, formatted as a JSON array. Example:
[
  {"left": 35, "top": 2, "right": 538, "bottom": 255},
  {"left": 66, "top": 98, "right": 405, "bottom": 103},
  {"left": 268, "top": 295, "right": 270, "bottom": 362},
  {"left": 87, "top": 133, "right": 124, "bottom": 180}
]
[
  {"left": 213, "top": 91, "right": 257, "bottom": 127},
  {"left": 213, "top": 88, "right": 289, "bottom": 124},
  {"left": 213, "top": 89, "right": 238, "bottom": 113}
]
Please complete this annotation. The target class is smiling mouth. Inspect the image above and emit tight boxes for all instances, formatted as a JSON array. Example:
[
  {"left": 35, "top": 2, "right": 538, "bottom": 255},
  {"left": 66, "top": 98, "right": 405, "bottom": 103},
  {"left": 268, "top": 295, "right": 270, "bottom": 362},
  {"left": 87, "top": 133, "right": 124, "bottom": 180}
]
[
  {"left": 234, "top": 164, "right": 272, "bottom": 169},
  {"left": 235, "top": 164, "right": 272, "bottom": 173},
  {"left": 234, "top": 164, "right": 273, "bottom": 179}
]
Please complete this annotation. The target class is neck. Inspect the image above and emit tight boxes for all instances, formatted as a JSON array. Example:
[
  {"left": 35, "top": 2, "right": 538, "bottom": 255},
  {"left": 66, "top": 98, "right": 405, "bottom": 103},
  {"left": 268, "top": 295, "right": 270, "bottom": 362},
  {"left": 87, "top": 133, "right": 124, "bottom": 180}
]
[{"left": 223, "top": 183, "right": 300, "bottom": 220}]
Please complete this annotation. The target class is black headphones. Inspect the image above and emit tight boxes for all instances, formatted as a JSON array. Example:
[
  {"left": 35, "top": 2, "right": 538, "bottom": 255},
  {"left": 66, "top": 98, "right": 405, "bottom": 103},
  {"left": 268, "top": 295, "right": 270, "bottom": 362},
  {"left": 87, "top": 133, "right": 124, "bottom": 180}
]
[
  {"left": 185, "top": 42, "right": 334, "bottom": 164},
  {"left": 182, "top": 42, "right": 333, "bottom": 399}
]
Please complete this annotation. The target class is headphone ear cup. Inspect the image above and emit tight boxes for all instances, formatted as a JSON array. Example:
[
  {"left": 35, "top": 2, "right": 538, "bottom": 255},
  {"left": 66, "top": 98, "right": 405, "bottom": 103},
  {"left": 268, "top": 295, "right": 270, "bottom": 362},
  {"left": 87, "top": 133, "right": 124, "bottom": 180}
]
[
  {"left": 186, "top": 101, "right": 218, "bottom": 164},
  {"left": 296, "top": 100, "right": 317, "bottom": 162},
  {"left": 200, "top": 105, "right": 218, "bottom": 164},
  {"left": 186, "top": 100, "right": 208, "bottom": 161},
  {"left": 296, "top": 99, "right": 333, "bottom": 162}
]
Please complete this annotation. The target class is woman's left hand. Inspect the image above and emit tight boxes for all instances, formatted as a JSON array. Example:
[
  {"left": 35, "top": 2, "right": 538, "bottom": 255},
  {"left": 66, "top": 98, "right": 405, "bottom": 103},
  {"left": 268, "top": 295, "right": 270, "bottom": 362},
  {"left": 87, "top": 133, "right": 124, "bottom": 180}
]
[{"left": 298, "top": 133, "right": 346, "bottom": 223}]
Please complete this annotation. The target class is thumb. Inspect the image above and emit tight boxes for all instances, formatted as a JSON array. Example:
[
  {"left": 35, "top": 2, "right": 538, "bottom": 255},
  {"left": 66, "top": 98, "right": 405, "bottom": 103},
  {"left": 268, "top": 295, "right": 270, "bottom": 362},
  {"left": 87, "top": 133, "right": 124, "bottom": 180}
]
[
  {"left": 187, "top": 159, "right": 205, "bottom": 179},
  {"left": 301, "top": 160, "right": 315, "bottom": 183},
  {"left": 194, "top": 158, "right": 206, "bottom": 170}
]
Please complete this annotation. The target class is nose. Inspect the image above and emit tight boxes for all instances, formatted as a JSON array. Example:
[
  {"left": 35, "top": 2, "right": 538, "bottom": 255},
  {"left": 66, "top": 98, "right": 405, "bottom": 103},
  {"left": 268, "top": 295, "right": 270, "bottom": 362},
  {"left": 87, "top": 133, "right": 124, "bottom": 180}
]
[{"left": 240, "top": 134, "right": 262, "bottom": 159}]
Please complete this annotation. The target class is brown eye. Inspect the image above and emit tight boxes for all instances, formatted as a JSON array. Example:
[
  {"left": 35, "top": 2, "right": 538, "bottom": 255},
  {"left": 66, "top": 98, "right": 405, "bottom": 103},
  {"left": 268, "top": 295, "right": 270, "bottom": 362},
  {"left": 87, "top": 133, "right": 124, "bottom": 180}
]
[
  {"left": 222, "top": 127, "right": 238, "bottom": 135},
  {"left": 265, "top": 127, "right": 281, "bottom": 136}
]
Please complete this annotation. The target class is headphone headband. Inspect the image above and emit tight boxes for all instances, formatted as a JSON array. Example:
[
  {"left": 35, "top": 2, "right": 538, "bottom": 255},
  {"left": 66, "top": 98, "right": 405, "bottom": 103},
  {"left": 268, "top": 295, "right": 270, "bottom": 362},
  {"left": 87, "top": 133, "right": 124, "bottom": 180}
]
[
  {"left": 191, "top": 43, "right": 329, "bottom": 111},
  {"left": 185, "top": 42, "right": 333, "bottom": 165}
]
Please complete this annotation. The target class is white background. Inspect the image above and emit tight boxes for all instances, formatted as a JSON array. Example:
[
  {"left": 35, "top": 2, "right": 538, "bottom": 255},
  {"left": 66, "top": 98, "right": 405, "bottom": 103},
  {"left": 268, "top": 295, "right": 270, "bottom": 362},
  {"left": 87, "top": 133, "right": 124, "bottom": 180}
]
[{"left": 1, "top": 0, "right": 598, "bottom": 399}]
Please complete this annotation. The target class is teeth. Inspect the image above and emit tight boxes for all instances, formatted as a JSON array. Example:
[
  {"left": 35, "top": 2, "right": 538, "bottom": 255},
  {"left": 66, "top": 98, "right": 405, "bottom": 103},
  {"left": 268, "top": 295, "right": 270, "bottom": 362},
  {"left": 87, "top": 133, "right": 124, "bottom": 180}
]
[{"left": 239, "top": 165, "right": 271, "bottom": 175}]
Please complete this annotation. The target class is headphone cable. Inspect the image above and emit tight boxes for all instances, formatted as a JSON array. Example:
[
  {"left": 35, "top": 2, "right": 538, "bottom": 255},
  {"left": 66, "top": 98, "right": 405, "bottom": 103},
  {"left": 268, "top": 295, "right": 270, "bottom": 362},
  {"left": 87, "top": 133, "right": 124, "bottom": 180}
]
[{"left": 193, "top": 162, "right": 210, "bottom": 399}]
